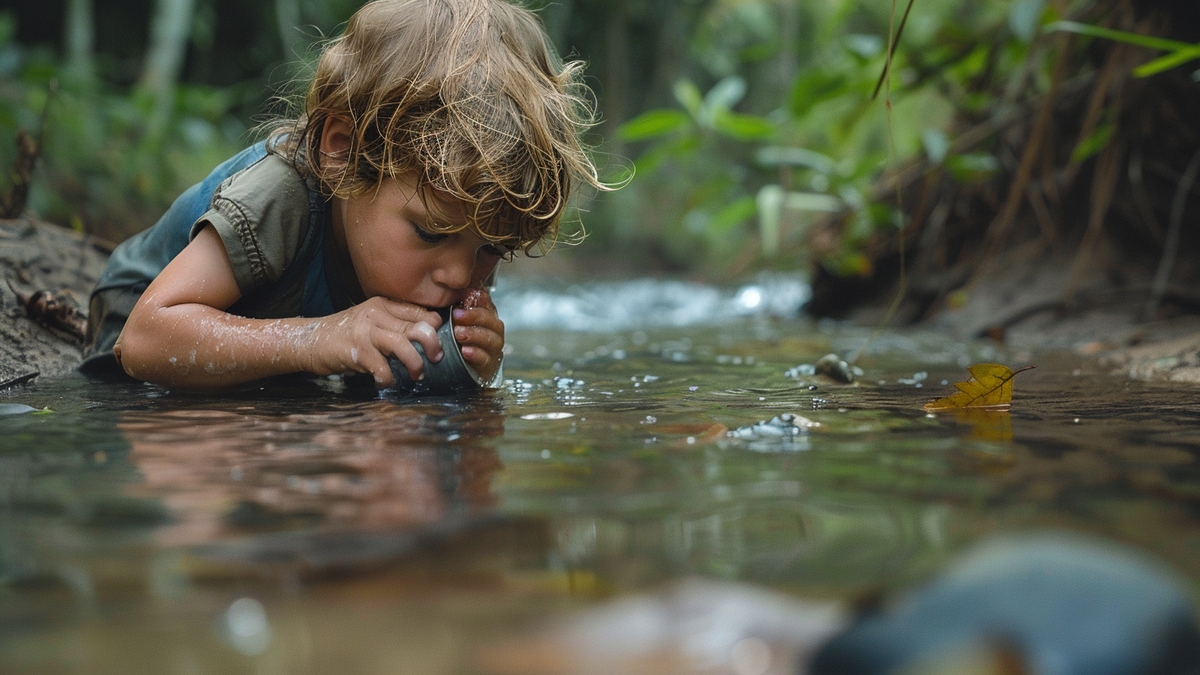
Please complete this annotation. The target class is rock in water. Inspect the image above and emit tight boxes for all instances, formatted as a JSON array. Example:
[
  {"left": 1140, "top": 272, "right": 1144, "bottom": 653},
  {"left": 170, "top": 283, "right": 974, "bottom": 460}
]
[
  {"left": 815, "top": 353, "right": 854, "bottom": 383},
  {"left": 809, "top": 532, "right": 1200, "bottom": 675},
  {"left": 0, "top": 403, "right": 38, "bottom": 415}
]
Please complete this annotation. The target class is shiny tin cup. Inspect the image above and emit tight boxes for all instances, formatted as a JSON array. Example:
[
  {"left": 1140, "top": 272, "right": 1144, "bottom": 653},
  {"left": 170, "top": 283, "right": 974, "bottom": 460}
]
[{"left": 386, "top": 307, "right": 485, "bottom": 395}]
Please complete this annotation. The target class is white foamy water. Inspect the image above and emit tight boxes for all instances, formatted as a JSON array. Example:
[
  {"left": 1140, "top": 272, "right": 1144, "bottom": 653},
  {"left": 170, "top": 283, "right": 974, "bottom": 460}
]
[{"left": 494, "top": 273, "right": 811, "bottom": 331}]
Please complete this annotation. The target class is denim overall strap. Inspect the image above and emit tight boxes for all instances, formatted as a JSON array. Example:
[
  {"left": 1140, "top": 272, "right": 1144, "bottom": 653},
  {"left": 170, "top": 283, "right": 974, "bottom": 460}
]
[{"left": 299, "top": 188, "right": 335, "bottom": 317}]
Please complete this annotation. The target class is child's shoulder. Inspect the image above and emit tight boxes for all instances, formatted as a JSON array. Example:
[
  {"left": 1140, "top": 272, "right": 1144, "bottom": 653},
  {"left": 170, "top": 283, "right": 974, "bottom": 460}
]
[{"left": 214, "top": 147, "right": 313, "bottom": 212}]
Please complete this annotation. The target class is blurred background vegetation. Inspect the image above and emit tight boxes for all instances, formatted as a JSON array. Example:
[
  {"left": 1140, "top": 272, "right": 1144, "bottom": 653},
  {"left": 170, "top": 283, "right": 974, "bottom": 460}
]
[{"left": 2, "top": 0, "right": 1198, "bottom": 300}]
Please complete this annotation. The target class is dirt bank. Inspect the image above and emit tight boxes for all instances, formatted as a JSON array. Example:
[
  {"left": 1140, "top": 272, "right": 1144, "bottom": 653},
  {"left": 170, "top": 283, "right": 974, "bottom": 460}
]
[{"left": 0, "top": 217, "right": 108, "bottom": 389}]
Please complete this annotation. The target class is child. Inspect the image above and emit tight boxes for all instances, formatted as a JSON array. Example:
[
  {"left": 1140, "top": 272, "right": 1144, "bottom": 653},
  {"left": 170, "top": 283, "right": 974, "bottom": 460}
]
[{"left": 80, "top": 0, "right": 602, "bottom": 390}]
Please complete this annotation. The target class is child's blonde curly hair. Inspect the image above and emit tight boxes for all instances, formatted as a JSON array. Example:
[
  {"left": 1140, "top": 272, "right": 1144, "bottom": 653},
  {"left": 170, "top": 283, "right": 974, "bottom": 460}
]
[{"left": 273, "top": 0, "right": 604, "bottom": 254}]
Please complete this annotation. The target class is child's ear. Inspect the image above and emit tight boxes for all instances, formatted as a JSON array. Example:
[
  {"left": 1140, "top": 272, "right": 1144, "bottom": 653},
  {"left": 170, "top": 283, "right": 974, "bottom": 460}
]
[{"left": 318, "top": 117, "right": 352, "bottom": 167}]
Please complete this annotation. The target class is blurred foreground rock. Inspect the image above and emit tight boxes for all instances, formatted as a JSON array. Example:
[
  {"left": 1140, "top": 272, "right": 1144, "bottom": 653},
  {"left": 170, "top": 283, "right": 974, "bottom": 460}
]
[
  {"left": 0, "top": 217, "right": 109, "bottom": 389},
  {"left": 475, "top": 532, "right": 1200, "bottom": 675}
]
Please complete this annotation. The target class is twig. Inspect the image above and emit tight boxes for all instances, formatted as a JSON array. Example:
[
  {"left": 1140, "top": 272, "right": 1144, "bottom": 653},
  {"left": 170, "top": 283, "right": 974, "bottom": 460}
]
[
  {"left": 5, "top": 279, "right": 88, "bottom": 342},
  {"left": 0, "top": 372, "right": 39, "bottom": 390},
  {"left": 872, "top": 0, "right": 917, "bottom": 101},
  {"left": 1144, "top": 144, "right": 1200, "bottom": 320},
  {"left": 1064, "top": 135, "right": 1123, "bottom": 302},
  {"left": 978, "top": 32, "right": 1071, "bottom": 260}
]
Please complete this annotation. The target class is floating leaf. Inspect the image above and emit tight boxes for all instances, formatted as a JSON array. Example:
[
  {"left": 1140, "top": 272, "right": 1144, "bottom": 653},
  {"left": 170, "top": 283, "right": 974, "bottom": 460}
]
[{"left": 923, "top": 364, "right": 1035, "bottom": 412}]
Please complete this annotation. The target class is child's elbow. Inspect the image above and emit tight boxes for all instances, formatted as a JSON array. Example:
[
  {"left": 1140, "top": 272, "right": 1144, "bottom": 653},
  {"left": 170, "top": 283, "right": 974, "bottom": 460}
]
[{"left": 112, "top": 328, "right": 153, "bottom": 382}]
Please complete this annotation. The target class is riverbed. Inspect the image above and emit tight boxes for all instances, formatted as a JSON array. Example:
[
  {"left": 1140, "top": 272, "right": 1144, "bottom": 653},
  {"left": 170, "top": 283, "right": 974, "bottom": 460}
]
[{"left": 2, "top": 275, "right": 1200, "bottom": 674}]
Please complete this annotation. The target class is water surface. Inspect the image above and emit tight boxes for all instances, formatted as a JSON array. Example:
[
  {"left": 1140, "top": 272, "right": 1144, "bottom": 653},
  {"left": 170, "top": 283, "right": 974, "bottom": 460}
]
[{"left": 2, "top": 275, "right": 1199, "bottom": 674}]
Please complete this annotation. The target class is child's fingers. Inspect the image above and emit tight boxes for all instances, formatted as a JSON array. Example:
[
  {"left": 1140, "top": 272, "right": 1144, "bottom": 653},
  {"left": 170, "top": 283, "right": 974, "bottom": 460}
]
[
  {"left": 453, "top": 323, "right": 503, "bottom": 358},
  {"left": 460, "top": 344, "right": 500, "bottom": 383},
  {"left": 377, "top": 321, "right": 444, "bottom": 380},
  {"left": 452, "top": 306, "right": 504, "bottom": 337},
  {"left": 379, "top": 298, "right": 443, "bottom": 328}
]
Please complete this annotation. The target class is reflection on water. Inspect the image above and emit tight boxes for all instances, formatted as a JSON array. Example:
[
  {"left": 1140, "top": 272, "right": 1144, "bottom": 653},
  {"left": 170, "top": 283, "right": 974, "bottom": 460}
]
[{"left": 2, "top": 276, "right": 1200, "bottom": 674}]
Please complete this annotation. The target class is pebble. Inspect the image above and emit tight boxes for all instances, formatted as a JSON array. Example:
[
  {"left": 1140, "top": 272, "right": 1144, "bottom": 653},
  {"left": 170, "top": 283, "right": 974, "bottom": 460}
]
[{"left": 815, "top": 353, "right": 855, "bottom": 383}]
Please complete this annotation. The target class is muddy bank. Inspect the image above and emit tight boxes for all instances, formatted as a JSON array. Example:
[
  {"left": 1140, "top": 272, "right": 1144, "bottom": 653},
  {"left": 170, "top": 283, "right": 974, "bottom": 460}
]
[
  {"left": 0, "top": 217, "right": 108, "bottom": 388},
  {"left": 842, "top": 247, "right": 1200, "bottom": 383}
]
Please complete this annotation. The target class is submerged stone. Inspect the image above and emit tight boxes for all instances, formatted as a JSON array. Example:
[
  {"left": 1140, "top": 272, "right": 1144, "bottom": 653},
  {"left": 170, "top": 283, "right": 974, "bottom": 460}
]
[
  {"left": 815, "top": 353, "right": 854, "bottom": 383},
  {"left": 0, "top": 403, "right": 38, "bottom": 415},
  {"left": 809, "top": 532, "right": 1200, "bottom": 675}
]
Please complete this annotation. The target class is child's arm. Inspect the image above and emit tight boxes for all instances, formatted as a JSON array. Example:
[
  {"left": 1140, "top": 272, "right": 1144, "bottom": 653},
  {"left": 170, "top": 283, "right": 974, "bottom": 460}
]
[{"left": 115, "top": 225, "right": 445, "bottom": 390}]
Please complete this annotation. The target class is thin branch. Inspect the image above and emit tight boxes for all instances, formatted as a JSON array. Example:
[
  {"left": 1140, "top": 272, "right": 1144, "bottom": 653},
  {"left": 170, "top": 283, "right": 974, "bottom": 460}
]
[
  {"left": 872, "top": 0, "right": 917, "bottom": 101},
  {"left": 1144, "top": 144, "right": 1200, "bottom": 320}
]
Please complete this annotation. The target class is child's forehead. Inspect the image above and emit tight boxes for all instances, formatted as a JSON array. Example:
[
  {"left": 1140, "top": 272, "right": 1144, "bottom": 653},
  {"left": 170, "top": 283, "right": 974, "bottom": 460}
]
[
  {"left": 384, "top": 175, "right": 467, "bottom": 222},
  {"left": 398, "top": 176, "right": 522, "bottom": 240}
]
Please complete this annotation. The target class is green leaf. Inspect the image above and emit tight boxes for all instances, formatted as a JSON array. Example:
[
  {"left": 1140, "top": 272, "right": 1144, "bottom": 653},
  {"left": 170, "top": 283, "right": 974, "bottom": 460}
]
[
  {"left": 946, "top": 153, "right": 999, "bottom": 181},
  {"left": 1134, "top": 46, "right": 1200, "bottom": 77},
  {"left": 709, "top": 196, "right": 758, "bottom": 233},
  {"left": 1070, "top": 122, "right": 1113, "bottom": 163},
  {"left": 844, "top": 34, "right": 883, "bottom": 60},
  {"left": 1045, "top": 21, "right": 1192, "bottom": 52},
  {"left": 756, "top": 185, "right": 784, "bottom": 257},
  {"left": 618, "top": 109, "right": 691, "bottom": 142},
  {"left": 712, "top": 110, "right": 775, "bottom": 140},
  {"left": 703, "top": 76, "right": 747, "bottom": 113},
  {"left": 629, "top": 135, "right": 702, "bottom": 177},
  {"left": 789, "top": 70, "right": 848, "bottom": 119},
  {"left": 673, "top": 79, "right": 704, "bottom": 121},
  {"left": 755, "top": 146, "right": 836, "bottom": 173},
  {"left": 783, "top": 191, "right": 842, "bottom": 212}
]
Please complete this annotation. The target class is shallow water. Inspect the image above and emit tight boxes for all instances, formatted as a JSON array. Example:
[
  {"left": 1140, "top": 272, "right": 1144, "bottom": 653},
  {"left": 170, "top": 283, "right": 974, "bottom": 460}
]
[{"left": 2, "top": 275, "right": 1200, "bottom": 674}]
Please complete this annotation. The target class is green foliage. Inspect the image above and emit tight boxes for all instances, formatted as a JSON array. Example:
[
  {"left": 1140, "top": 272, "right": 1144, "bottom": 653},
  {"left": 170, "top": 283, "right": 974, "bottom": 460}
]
[
  {"left": 597, "top": 0, "right": 1098, "bottom": 277},
  {"left": 1045, "top": 20, "right": 1200, "bottom": 78},
  {"left": 0, "top": 11, "right": 248, "bottom": 240},
  {"left": 606, "top": 0, "right": 981, "bottom": 274}
]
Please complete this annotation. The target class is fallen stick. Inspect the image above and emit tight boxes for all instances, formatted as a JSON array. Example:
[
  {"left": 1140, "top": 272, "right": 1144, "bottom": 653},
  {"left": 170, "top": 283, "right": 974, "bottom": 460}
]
[{"left": 6, "top": 280, "right": 87, "bottom": 342}]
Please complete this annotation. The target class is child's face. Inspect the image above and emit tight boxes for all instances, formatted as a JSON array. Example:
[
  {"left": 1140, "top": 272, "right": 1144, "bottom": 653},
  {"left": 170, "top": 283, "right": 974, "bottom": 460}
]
[{"left": 332, "top": 176, "right": 508, "bottom": 309}]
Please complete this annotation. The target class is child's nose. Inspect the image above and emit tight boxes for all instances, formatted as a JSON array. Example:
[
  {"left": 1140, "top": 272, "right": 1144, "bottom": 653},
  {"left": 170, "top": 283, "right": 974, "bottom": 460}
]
[{"left": 433, "top": 254, "right": 474, "bottom": 290}]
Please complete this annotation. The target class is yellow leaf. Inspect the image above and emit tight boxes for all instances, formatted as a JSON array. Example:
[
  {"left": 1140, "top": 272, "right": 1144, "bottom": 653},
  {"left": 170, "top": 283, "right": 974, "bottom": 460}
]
[{"left": 923, "top": 364, "right": 1035, "bottom": 412}]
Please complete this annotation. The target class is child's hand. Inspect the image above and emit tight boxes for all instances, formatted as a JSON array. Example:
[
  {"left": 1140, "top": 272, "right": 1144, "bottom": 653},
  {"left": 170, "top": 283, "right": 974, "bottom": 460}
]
[
  {"left": 308, "top": 297, "right": 445, "bottom": 386},
  {"left": 452, "top": 289, "right": 504, "bottom": 384}
]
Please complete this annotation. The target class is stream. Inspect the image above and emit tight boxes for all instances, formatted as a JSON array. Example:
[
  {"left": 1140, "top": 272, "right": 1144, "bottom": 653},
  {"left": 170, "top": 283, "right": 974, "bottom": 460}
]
[{"left": 3, "top": 274, "right": 1200, "bottom": 674}]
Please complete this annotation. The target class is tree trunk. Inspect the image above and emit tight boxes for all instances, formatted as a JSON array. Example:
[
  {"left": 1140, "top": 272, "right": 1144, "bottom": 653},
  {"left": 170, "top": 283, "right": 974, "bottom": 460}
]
[
  {"left": 602, "top": 0, "right": 629, "bottom": 155},
  {"left": 275, "top": 0, "right": 303, "bottom": 62},
  {"left": 778, "top": 0, "right": 799, "bottom": 89},
  {"left": 541, "top": 0, "right": 575, "bottom": 56},
  {"left": 139, "top": 0, "right": 197, "bottom": 141},
  {"left": 64, "top": 0, "right": 95, "bottom": 80}
]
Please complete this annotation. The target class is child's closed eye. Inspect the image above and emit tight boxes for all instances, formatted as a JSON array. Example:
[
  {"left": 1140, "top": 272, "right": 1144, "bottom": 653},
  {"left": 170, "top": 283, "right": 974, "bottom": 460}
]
[{"left": 412, "top": 223, "right": 448, "bottom": 244}]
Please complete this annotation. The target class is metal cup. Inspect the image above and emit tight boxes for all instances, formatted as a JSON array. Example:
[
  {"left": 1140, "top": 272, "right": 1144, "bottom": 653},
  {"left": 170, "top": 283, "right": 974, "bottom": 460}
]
[{"left": 386, "top": 307, "right": 485, "bottom": 396}]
